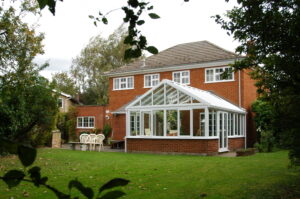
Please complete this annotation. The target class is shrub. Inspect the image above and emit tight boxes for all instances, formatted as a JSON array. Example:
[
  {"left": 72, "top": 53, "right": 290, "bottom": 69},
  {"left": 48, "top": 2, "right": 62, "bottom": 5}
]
[{"left": 66, "top": 107, "right": 78, "bottom": 141}]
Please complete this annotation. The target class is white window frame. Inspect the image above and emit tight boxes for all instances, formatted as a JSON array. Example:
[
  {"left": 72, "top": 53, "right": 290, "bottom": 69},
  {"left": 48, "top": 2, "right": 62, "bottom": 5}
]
[
  {"left": 77, "top": 116, "right": 95, "bottom": 129},
  {"left": 205, "top": 66, "right": 234, "bottom": 83},
  {"left": 58, "top": 97, "right": 63, "bottom": 108},
  {"left": 172, "top": 70, "right": 190, "bottom": 85},
  {"left": 113, "top": 76, "right": 134, "bottom": 90},
  {"left": 144, "top": 74, "right": 160, "bottom": 88}
]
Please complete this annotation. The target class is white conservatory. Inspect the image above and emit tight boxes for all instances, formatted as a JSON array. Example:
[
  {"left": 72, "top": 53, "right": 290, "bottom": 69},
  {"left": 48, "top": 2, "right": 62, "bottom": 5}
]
[{"left": 125, "top": 79, "right": 246, "bottom": 154}]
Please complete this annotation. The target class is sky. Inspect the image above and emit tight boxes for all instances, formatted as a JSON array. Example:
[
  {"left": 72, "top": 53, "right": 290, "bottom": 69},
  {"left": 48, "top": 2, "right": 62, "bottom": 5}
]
[{"left": 33, "top": 0, "right": 239, "bottom": 79}]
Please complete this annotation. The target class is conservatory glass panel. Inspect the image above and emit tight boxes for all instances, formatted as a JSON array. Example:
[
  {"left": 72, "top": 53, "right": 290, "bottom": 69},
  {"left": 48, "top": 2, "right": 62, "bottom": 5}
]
[
  {"left": 153, "top": 110, "right": 164, "bottom": 136},
  {"left": 130, "top": 111, "right": 140, "bottom": 136},
  {"left": 142, "top": 111, "right": 151, "bottom": 136},
  {"left": 193, "top": 109, "right": 205, "bottom": 136},
  {"left": 192, "top": 98, "right": 201, "bottom": 103},
  {"left": 179, "top": 91, "right": 191, "bottom": 104},
  {"left": 166, "top": 85, "right": 178, "bottom": 104},
  {"left": 153, "top": 85, "right": 164, "bottom": 105},
  {"left": 179, "top": 110, "right": 190, "bottom": 136},
  {"left": 141, "top": 92, "right": 152, "bottom": 106},
  {"left": 167, "top": 110, "right": 178, "bottom": 136}
]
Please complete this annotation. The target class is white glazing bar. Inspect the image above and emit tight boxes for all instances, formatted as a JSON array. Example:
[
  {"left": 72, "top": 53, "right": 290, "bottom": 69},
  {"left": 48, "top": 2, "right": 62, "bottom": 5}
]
[
  {"left": 205, "top": 108, "right": 209, "bottom": 137},
  {"left": 164, "top": 109, "right": 167, "bottom": 137},
  {"left": 233, "top": 114, "right": 235, "bottom": 136},
  {"left": 190, "top": 109, "right": 193, "bottom": 136},
  {"left": 177, "top": 109, "right": 180, "bottom": 136},
  {"left": 150, "top": 111, "right": 153, "bottom": 136},
  {"left": 164, "top": 83, "right": 166, "bottom": 105},
  {"left": 126, "top": 111, "right": 130, "bottom": 137}
]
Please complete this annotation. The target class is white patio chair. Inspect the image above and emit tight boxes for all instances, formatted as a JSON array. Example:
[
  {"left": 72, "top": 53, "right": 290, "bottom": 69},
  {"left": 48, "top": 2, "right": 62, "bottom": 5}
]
[
  {"left": 86, "top": 134, "right": 97, "bottom": 151},
  {"left": 95, "top": 134, "right": 105, "bottom": 152},
  {"left": 79, "top": 134, "right": 89, "bottom": 151}
]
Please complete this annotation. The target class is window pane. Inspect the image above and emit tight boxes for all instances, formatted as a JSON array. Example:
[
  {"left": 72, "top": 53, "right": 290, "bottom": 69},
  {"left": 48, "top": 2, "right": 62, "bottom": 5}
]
[
  {"left": 141, "top": 92, "right": 152, "bottom": 106},
  {"left": 153, "top": 110, "right": 164, "bottom": 136},
  {"left": 89, "top": 117, "right": 94, "bottom": 127},
  {"left": 142, "top": 111, "right": 151, "bottom": 136},
  {"left": 58, "top": 98, "right": 63, "bottom": 108},
  {"left": 77, "top": 118, "right": 83, "bottom": 127},
  {"left": 145, "top": 76, "right": 151, "bottom": 87},
  {"left": 173, "top": 72, "right": 180, "bottom": 83},
  {"left": 179, "top": 110, "right": 190, "bottom": 136},
  {"left": 153, "top": 85, "right": 164, "bottom": 105},
  {"left": 166, "top": 85, "right": 178, "bottom": 104},
  {"left": 127, "top": 77, "right": 133, "bottom": 88},
  {"left": 206, "top": 69, "right": 214, "bottom": 82},
  {"left": 84, "top": 117, "right": 89, "bottom": 127},
  {"left": 167, "top": 110, "right": 178, "bottom": 136},
  {"left": 130, "top": 111, "right": 140, "bottom": 136},
  {"left": 193, "top": 109, "right": 205, "bottom": 136},
  {"left": 179, "top": 91, "right": 191, "bottom": 104}
]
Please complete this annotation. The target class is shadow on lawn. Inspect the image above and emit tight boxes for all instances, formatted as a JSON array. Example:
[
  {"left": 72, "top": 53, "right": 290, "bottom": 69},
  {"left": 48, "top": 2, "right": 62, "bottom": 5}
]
[{"left": 240, "top": 175, "right": 300, "bottom": 199}]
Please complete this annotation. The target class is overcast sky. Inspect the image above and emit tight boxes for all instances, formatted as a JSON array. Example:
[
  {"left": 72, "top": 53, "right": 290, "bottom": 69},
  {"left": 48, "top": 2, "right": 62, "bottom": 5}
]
[{"left": 34, "top": 0, "right": 239, "bottom": 79}]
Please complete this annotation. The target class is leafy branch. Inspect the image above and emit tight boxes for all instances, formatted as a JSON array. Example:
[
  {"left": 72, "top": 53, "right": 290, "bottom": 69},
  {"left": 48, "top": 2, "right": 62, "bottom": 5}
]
[{"left": 0, "top": 139, "right": 129, "bottom": 199}]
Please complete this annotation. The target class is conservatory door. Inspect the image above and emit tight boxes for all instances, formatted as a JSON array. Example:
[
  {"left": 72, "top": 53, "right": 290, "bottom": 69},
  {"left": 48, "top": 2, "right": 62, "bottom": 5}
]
[{"left": 218, "top": 112, "right": 228, "bottom": 152}]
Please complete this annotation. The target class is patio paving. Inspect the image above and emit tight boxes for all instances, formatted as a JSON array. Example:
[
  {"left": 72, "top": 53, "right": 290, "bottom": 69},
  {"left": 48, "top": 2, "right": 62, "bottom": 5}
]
[{"left": 61, "top": 143, "right": 124, "bottom": 153}]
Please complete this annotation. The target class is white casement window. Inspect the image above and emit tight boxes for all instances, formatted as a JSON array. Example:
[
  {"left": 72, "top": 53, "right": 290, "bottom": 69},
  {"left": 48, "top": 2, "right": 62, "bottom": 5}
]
[
  {"left": 205, "top": 67, "right": 234, "bottom": 83},
  {"left": 113, "top": 76, "right": 134, "bottom": 90},
  {"left": 57, "top": 98, "right": 63, "bottom": 108},
  {"left": 77, "top": 116, "right": 95, "bottom": 128},
  {"left": 144, "top": 74, "right": 160, "bottom": 88},
  {"left": 172, "top": 71, "right": 190, "bottom": 84}
]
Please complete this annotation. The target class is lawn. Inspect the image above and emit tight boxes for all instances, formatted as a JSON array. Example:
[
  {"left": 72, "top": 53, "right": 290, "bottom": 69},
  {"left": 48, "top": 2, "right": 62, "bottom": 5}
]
[{"left": 0, "top": 149, "right": 299, "bottom": 199}]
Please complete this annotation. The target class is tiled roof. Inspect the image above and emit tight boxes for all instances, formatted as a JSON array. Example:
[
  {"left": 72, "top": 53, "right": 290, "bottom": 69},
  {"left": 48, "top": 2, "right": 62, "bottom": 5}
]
[{"left": 106, "top": 40, "right": 242, "bottom": 75}]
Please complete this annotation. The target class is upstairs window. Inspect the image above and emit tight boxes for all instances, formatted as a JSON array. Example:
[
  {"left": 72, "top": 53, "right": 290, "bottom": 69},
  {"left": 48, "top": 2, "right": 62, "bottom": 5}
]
[
  {"left": 144, "top": 74, "right": 160, "bottom": 88},
  {"left": 77, "top": 116, "right": 95, "bottom": 128},
  {"left": 113, "top": 76, "right": 134, "bottom": 90},
  {"left": 205, "top": 67, "right": 234, "bottom": 83},
  {"left": 172, "top": 70, "right": 190, "bottom": 84}
]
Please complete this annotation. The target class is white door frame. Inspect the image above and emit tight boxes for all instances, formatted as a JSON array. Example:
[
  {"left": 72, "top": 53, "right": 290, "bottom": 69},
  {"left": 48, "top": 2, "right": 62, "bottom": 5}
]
[{"left": 218, "top": 111, "right": 229, "bottom": 152}]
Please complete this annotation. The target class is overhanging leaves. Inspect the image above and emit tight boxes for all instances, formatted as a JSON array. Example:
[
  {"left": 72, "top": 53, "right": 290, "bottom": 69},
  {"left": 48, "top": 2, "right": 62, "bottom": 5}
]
[
  {"left": 99, "top": 178, "right": 130, "bottom": 193},
  {"left": 2, "top": 170, "right": 25, "bottom": 189},
  {"left": 18, "top": 145, "right": 37, "bottom": 167},
  {"left": 69, "top": 179, "right": 94, "bottom": 199},
  {"left": 148, "top": 13, "right": 160, "bottom": 19},
  {"left": 146, "top": 46, "right": 158, "bottom": 54},
  {"left": 99, "top": 190, "right": 125, "bottom": 199}
]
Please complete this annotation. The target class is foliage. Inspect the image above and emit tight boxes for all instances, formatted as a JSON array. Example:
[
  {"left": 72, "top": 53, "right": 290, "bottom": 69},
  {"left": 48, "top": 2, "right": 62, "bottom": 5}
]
[
  {"left": 214, "top": 0, "right": 300, "bottom": 165},
  {"left": 51, "top": 72, "right": 79, "bottom": 97},
  {"left": 66, "top": 106, "right": 78, "bottom": 142},
  {"left": 70, "top": 26, "right": 132, "bottom": 105},
  {"left": 0, "top": 139, "right": 130, "bottom": 199},
  {"left": 102, "top": 124, "right": 112, "bottom": 139},
  {"left": 56, "top": 112, "right": 69, "bottom": 142},
  {"left": 0, "top": 0, "right": 58, "bottom": 144}
]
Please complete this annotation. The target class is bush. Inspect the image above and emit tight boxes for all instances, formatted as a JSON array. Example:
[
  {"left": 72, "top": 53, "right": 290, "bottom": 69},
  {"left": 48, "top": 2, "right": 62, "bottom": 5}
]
[
  {"left": 236, "top": 148, "right": 256, "bottom": 157},
  {"left": 66, "top": 107, "right": 78, "bottom": 141},
  {"left": 254, "top": 130, "right": 276, "bottom": 152}
]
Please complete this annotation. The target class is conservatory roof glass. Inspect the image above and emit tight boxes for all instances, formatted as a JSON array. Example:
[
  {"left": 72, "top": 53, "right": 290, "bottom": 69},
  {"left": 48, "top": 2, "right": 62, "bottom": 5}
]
[{"left": 126, "top": 79, "right": 246, "bottom": 113}]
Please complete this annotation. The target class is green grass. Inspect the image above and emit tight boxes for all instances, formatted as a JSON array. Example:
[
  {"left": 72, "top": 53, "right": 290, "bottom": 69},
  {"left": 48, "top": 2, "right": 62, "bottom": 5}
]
[{"left": 0, "top": 149, "right": 299, "bottom": 199}]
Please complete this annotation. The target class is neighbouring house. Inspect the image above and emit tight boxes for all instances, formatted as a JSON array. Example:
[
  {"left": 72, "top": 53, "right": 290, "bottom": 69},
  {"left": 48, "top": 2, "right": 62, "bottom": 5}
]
[
  {"left": 53, "top": 90, "right": 81, "bottom": 113},
  {"left": 104, "top": 40, "right": 257, "bottom": 154}
]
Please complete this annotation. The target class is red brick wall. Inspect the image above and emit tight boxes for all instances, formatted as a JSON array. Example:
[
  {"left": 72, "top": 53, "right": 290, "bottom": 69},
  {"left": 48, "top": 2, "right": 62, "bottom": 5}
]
[
  {"left": 126, "top": 138, "right": 219, "bottom": 154},
  {"left": 228, "top": 138, "right": 245, "bottom": 151},
  {"left": 127, "top": 138, "right": 244, "bottom": 154},
  {"left": 112, "top": 114, "right": 126, "bottom": 140},
  {"left": 76, "top": 106, "right": 106, "bottom": 135}
]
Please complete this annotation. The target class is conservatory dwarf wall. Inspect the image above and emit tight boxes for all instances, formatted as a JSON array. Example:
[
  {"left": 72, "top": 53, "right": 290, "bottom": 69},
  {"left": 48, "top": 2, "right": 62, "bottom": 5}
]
[{"left": 125, "top": 80, "right": 246, "bottom": 154}]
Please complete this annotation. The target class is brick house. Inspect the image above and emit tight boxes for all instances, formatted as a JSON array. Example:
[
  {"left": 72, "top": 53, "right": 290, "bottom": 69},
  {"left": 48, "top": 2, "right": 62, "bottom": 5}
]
[{"left": 103, "top": 40, "right": 257, "bottom": 154}]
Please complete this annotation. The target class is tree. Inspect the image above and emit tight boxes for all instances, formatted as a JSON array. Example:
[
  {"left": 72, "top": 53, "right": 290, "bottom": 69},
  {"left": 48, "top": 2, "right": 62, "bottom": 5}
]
[
  {"left": 0, "top": 0, "right": 58, "bottom": 144},
  {"left": 70, "top": 26, "right": 132, "bottom": 105},
  {"left": 51, "top": 72, "right": 79, "bottom": 97},
  {"left": 214, "top": 0, "right": 300, "bottom": 165}
]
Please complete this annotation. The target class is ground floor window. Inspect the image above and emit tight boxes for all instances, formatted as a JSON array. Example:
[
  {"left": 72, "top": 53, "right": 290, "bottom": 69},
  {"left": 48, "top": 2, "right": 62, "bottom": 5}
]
[{"left": 77, "top": 116, "right": 95, "bottom": 128}]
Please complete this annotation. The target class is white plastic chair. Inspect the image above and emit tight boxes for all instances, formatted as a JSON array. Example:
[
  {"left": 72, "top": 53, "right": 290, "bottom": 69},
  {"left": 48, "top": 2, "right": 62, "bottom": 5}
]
[
  {"left": 95, "top": 134, "right": 105, "bottom": 152},
  {"left": 79, "top": 134, "right": 89, "bottom": 151},
  {"left": 86, "top": 134, "right": 97, "bottom": 151}
]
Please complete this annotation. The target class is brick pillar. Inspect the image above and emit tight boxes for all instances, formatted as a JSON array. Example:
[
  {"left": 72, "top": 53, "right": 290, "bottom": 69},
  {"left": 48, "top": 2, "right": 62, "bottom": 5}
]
[{"left": 52, "top": 130, "right": 61, "bottom": 148}]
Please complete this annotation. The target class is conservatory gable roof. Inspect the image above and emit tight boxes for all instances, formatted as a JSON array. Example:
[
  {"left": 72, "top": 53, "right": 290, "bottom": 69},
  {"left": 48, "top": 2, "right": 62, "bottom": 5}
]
[{"left": 126, "top": 79, "right": 246, "bottom": 113}]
